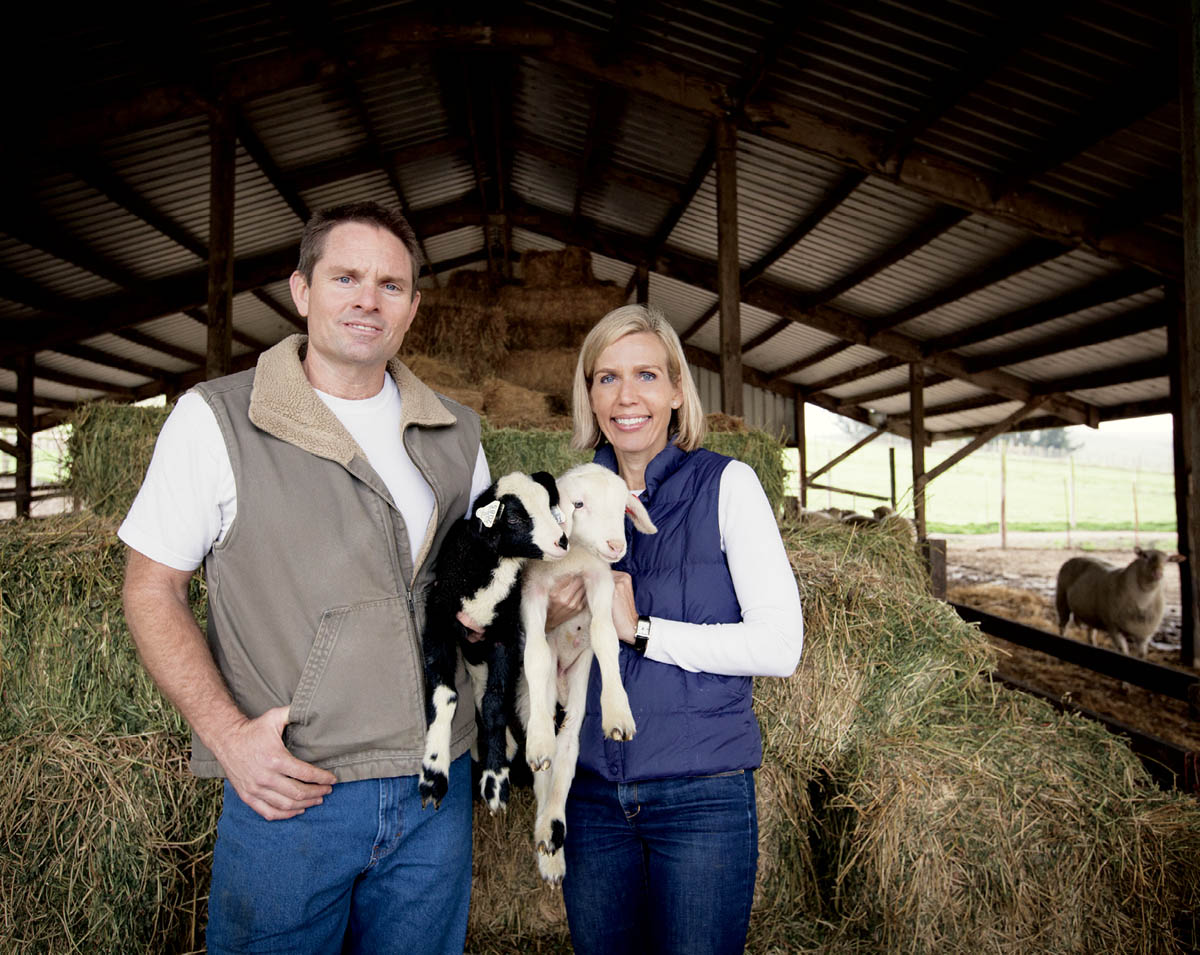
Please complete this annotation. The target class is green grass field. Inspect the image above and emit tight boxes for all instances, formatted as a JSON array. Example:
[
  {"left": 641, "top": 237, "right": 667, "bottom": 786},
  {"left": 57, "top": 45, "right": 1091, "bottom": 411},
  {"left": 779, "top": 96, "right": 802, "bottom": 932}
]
[{"left": 786, "top": 438, "right": 1176, "bottom": 537}]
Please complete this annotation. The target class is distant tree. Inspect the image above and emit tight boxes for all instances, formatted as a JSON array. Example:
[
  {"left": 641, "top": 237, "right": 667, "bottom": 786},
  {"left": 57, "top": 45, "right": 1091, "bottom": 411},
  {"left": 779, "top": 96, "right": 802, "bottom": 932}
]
[
  {"left": 1005, "top": 427, "right": 1080, "bottom": 456},
  {"left": 833, "top": 415, "right": 875, "bottom": 439}
]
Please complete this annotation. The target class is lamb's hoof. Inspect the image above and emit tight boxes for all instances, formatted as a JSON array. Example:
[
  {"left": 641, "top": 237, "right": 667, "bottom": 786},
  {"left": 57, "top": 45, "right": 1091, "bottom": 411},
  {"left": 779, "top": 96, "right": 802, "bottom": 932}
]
[
  {"left": 538, "top": 848, "right": 566, "bottom": 886},
  {"left": 535, "top": 818, "right": 566, "bottom": 856},
  {"left": 526, "top": 751, "right": 552, "bottom": 772},
  {"left": 480, "top": 768, "right": 510, "bottom": 813},
  {"left": 419, "top": 769, "right": 447, "bottom": 810}
]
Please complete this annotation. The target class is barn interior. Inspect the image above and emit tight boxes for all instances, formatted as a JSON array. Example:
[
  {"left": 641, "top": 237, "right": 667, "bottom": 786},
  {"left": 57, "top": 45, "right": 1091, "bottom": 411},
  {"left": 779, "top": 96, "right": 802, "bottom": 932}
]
[{"left": 3, "top": 3, "right": 1200, "bottom": 949}]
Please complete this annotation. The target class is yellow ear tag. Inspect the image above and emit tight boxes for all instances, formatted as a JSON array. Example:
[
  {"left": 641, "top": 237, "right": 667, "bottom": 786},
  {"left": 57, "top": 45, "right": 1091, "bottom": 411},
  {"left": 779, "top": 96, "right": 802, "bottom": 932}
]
[{"left": 476, "top": 499, "right": 502, "bottom": 528}]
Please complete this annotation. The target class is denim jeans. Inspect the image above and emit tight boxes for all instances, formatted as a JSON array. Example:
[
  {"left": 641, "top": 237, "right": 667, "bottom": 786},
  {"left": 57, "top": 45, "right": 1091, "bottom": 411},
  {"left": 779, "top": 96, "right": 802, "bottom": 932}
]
[
  {"left": 562, "top": 769, "right": 758, "bottom": 955},
  {"left": 207, "top": 753, "right": 472, "bottom": 955}
]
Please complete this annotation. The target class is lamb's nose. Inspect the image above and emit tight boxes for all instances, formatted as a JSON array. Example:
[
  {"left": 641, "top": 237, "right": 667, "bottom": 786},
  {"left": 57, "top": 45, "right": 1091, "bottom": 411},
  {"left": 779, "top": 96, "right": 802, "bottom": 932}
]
[
  {"left": 557, "top": 534, "right": 568, "bottom": 550},
  {"left": 607, "top": 539, "right": 623, "bottom": 553}
]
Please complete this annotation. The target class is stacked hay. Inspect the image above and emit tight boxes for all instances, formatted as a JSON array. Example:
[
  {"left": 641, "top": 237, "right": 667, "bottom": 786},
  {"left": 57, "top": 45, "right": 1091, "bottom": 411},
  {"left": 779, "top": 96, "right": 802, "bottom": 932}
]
[
  {"left": 0, "top": 515, "right": 219, "bottom": 954},
  {"left": 65, "top": 403, "right": 171, "bottom": 519}
]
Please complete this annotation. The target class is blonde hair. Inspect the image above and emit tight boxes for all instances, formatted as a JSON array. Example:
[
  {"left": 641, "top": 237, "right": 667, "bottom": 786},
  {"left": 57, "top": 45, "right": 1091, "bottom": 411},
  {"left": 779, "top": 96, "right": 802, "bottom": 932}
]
[{"left": 570, "top": 304, "right": 707, "bottom": 452}]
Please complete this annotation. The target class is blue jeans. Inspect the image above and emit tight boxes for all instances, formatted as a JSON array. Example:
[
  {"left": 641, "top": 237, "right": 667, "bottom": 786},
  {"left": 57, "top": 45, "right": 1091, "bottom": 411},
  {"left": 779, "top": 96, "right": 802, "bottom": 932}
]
[
  {"left": 207, "top": 754, "right": 472, "bottom": 955},
  {"left": 562, "top": 769, "right": 758, "bottom": 955}
]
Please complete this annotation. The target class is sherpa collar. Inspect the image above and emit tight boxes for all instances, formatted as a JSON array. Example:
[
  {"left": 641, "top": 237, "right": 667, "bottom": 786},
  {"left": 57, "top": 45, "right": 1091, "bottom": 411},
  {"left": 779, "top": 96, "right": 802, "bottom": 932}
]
[{"left": 247, "top": 334, "right": 457, "bottom": 464}]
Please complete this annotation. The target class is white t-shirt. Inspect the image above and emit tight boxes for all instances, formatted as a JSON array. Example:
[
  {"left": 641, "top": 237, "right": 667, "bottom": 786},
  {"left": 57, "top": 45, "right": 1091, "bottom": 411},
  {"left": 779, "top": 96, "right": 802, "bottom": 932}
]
[
  {"left": 118, "top": 378, "right": 490, "bottom": 573},
  {"left": 638, "top": 459, "right": 805, "bottom": 679}
]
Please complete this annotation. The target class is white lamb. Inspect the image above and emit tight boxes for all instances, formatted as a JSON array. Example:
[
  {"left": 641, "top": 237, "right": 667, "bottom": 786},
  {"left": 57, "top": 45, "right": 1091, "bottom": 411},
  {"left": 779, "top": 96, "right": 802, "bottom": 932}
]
[{"left": 518, "top": 463, "right": 657, "bottom": 884}]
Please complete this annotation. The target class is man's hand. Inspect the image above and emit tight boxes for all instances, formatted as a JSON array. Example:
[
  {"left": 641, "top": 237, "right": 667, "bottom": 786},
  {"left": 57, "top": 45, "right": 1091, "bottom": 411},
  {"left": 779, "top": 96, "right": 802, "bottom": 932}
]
[
  {"left": 213, "top": 706, "right": 336, "bottom": 821},
  {"left": 546, "top": 574, "right": 587, "bottom": 631}
]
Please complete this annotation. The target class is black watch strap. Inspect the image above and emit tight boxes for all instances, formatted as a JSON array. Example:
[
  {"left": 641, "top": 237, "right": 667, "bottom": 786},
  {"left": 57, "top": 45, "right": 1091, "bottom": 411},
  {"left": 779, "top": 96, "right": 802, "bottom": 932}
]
[{"left": 633, "top": 615, "right": 651, "bottom": 654}]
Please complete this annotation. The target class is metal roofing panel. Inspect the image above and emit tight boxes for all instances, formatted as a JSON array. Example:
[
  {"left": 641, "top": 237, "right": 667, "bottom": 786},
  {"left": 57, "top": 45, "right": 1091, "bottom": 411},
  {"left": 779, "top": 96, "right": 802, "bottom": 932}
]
[
  {"left": 77, "top": 333, "right": 194, "bottom": 376},
  {"left": 358, "top": 57, "right": 452, "bottom": 153},
  {"left": 767, "top": 1, "right": 1001, "bottom": 139},
  {"left": 582, "top": 180, "right": 672, "bottom": 240},
  {"left": 34, "top": 174, "right": 201, "bottom": 283},
  {"left": 957, "top": 289, "right": 1164, "bottom": 361},
  {"left": 511, "top": 153, "right": 578, "bottom": 217},
  {"left": 647, "top": 272, "right": 717, "bottom": 338},
  {"left": 896, "top": 248, "right": 1123, "bottom": 342},
  {"left": 827, "top": 364, "right": 909, "bottom": 402},
  {"left": 928, "top": 400, "right": 1024, "bottom": 436},
  {"left": 511, "top": 228, "right": 565, "bottom": 254},
  {"left": 790, "top": 344, "right": 889, "bottom": 388},
  {"left": 396, "top": 154, "right": 478, "bottom": 211},
  {"left": 20, "top": 376, "right": 107, "bottom": 406},
  {"left": 1074, "top": 378, "right": 1171, "bottom": 408},
  {"left": 1005, "top": 328, "right": 1167, "bottom": 382},
  {"left": 514, "top": 58, "right": 595, "bottom": 153},
  {"left": 670, "top": 132, "right": 853, "bottom": 270},
  {"left": 234, "top": 291, "right": 301, "bottom": 347},
  {"left": 300, "top": 171, "right": 398, "bottom": 213},
  {"left": 745, "top": 322, "right": 842, "bottom": 371},
  {"left": 421, "top": 227, "right": 485, "bottom": 268},
  {"left": 591, "top": 251, "right": 636, "bottom": 289},
  {"left": 610, "top": 92, "right": 711, "bottom": 185},
  {"left": 38, "top": 351, "right": 149, "bottom": 390},
  {"left": 766, "top": 176, "right": 942, "bottom": 299},
  {"left": 242, "top": 84, "right": 370, "bottom": 170},
  {"left": 632, "top": 0, "right": 781, "bottom": 87},
  {"left": 131, "top": 313, "right": 211, "bottom": 356},
  {"left": 0, "top": 236, "right": 121, "bottom": 303},
  {"left": 234, "top": 148, "right": 308, "bottom": 258},
  {"left": 521, "top": 0, "right": 615, "bottom": 37}
]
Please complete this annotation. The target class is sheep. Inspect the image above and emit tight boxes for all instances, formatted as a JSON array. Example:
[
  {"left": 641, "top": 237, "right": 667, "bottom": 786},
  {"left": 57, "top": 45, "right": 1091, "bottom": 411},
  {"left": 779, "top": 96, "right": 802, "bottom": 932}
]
[
  {"left": 518, "top": 463, "right": 657, "bottom": 884},
  {"left": 1054, "top": 547, "right": 1186, "bottom": 658},
  {"left": 873, "top": 505, "right": 917, "bottom": 540},
  {"left": 419, "top": 471, "right": 570, "bottom": 813}
]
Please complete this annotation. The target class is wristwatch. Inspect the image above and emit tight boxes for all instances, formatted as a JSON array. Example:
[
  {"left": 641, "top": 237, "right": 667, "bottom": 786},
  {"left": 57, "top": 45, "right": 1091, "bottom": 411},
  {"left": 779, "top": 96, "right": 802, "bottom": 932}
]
[{"left": 633, "top": 615, "right": 652, "bottom": 654}]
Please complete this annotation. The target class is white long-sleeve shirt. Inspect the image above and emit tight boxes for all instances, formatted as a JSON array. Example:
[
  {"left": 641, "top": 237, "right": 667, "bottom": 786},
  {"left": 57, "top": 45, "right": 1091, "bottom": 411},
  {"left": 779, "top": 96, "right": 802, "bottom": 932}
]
[{"left": 638, "top": 459, "right": 804, "bottom": 679}]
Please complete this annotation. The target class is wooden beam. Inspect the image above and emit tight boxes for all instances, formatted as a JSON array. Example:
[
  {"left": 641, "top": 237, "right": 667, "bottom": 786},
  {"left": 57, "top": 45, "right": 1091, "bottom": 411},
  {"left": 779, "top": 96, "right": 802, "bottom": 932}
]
[
  {"left": 921, "top": 269, "right": 1164, "bottom": 357},
  {"left": 635, "top": 263, "right": 649, "bottom": 305},
  {"left": 17, "top": 363, "right": 135, "bottom": 397},
  {"left": 1035, "top": 357, "right": 1169, "bottom": 395},
  {"left": 683, "top": 169, "right": 866, "bottom": 343},
  {"left": 115, "top": 328, "right": 205, "bottom": 365},
  {"left": 866, "top": 238, "right": 1066, "bottom": 336},
  {"left": 965, "top": 301, "right": 1170, "bottom": 374},
  {"left": 505, "top": 197, "right": 1101, "bottom": 426},
  {"left": 893, "top": 393, "right": 1009, "bottom": 422},
  {"left": 920, "top": 397, "right": 1051, "bottom": 489},
  {"left": 808, "top": 428, "right": 885, "bottom": 483},
  {"left": 801, "top": 356, "right": 902, "bottom": 394},
  {"left": 252, "top": 289, "right": 305, "bottom": 331},
  {"left": 802, "top": 207, "right": 970, "bottom": 308},
  {"left": 0, "top": 436, "right": 17, "bottom": 459},
  {"left": 14, "top": 354, "right": 33, "bottom": 518},
  {"left": 207, "top": 107, "right": 236, "bottom": 380},
  {"left": 0, "top": 389, "right": 77, "bottom": 412},
  {"left": 716, "top": 118, "right": 742, "bottom": 416},
  {"left": 0, "top": 244, "right": 299, "bottom": 362},
  {"left": 1179, "top": 0, "right": 1200, "bottom": 670},
  {"left": 910, "top": 362, "right": 926, "bottom": 540},
  {"left": 763, "top": 341, "right": 852, "bottom": 379},
  {"left": 838, "top": 373, "right": 952, "bottom": 412},
  {"left": 234, "top": 110, "right": 311, "bottom": 224},
  {"left": 795, "top": 389, "right": 806, "bottom": 508},
  {"left": 52, "top": 342, "right": 169, "bottom": 382}
]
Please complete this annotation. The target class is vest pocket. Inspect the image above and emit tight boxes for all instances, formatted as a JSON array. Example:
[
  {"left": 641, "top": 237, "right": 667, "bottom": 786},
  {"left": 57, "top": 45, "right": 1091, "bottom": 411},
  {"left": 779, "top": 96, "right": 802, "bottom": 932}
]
[{"left": 286, "top": 596, "right": 425, "bottom": 763}]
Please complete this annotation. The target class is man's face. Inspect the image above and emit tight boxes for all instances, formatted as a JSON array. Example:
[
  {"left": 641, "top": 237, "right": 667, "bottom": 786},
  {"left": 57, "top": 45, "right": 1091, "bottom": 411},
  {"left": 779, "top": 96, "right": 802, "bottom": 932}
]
[{"left": 289, "top": 221, "right": 420, "bottom": 388}]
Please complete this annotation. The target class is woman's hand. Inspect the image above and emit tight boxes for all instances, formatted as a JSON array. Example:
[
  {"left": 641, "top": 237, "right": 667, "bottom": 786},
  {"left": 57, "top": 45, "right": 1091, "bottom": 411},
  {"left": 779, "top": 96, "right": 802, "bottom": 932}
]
[
  {"left": 611, "top": 571, "right": 639, "bottom": 644},
  {"left": 546, "top": 574, "right": 587, "bottom": 630}
]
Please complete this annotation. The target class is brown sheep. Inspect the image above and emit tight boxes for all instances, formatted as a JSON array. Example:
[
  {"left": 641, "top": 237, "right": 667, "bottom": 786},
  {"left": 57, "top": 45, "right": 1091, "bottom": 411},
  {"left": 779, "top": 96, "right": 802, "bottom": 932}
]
[{"left": 1054, "top": 548, "right": 1185, "bottom": 657}]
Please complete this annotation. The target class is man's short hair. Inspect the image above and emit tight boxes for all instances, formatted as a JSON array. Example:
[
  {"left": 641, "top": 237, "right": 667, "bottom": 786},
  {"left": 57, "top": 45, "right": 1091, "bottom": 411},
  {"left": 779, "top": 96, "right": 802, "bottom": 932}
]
[{"left": 297, "top": 202, "right": 423, "bottom": 294}]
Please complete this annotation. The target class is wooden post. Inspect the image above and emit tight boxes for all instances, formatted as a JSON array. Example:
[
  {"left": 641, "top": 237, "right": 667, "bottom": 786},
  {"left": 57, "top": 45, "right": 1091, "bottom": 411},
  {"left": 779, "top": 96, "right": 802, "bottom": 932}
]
[
  {"left": 1179, "top": 0, "right": 1200, "bottom": 668},
  {"left": 889, "top": 446, "right": 897, "bottom": 507},
  {"left": 794, "top": 391, "right": 807, "bottom": 509},
  {"left": 1000, "top": 440, "right": 1008, "bottom": 550},
  {"left": 635, "top": 263, "right": 649, "bottom": 305},
  {"left": 207, "top": 106, "right": 236, "bottom": 381},
  {"left": 715, "top": 117, "right": 743, "bottom": 416},
  {"left": 1170, "top": 295, "right": 1197, "bottom": 667},
  {"left": 14, "top": 354, "right": 33, "bottom": 519},
  {"left": 909, "top": 362, "right": 926, "bottom": 540}
]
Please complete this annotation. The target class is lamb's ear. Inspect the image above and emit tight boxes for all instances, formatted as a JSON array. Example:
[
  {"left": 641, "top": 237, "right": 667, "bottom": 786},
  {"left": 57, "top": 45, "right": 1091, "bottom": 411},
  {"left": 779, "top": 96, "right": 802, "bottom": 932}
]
[
  {"left": 531, "top": 471, "right": 559, "bottom": 506},
  {"left": 625, "top": 493, "right": 657, "bottom": 535},
  {"left": 1170, "top": 553, "right": 1187, "bottom": 563},
  {"left": 1135, "top": 546, "right": 1146, "bottom": 557}
]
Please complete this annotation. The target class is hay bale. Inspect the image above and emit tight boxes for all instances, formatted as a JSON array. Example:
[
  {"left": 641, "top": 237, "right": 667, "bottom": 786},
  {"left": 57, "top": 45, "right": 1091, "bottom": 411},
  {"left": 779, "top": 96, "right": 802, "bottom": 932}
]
[
  {"left": 479, "top": 425, "right": 590, "bottom": 480},
  {"left": 520, "top": 247, "right": 595, "bottom": 288},
  {"left": 481, "top": 379, "right": 572, "bottom": 431},
  {"left": 0, "top": 513, "right": 198, "bottom": 739},
  {"left": 66, "top": 403, "right": 171, "bottom": 519},
  {"left": 403, "top": 296, "right": 507, "bottom": 380},
  {"left": 0, "top": 731, "right": 219, "bottom": 954},
  {"left": 498, "top": 286, "right": 626, "bottom": 351},
  {"left": 706, "top": 412, "right": 748, "bottom": 433},
  {"left": 498, "top": 348, "right": 579, "bottom": 403}
]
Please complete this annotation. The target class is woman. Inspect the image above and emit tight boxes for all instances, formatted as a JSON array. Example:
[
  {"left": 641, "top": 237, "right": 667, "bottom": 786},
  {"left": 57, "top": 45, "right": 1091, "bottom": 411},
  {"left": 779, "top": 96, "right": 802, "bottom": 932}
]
[{"left": 551, "top": 304, "right": 804, "bottom": 955}]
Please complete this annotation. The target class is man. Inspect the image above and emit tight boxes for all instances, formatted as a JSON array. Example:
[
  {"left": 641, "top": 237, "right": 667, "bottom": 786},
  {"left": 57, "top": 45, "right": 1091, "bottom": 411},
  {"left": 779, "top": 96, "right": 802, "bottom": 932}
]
[{"left": 120, "top": 202, "right": 489, "bottom": 954}]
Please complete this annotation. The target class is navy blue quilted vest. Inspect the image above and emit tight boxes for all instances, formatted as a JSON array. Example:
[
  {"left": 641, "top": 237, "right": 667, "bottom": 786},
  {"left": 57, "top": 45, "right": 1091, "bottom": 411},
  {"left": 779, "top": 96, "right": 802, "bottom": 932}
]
[{"left": 576, "top": 442, "right": 763, "bottom": 782}]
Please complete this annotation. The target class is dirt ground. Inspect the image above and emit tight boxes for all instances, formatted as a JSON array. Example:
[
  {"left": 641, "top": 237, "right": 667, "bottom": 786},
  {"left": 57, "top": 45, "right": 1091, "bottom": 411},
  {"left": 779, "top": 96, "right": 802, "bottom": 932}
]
[{"left": 944, "top": 532, "right": 1199, "bottom": 753}]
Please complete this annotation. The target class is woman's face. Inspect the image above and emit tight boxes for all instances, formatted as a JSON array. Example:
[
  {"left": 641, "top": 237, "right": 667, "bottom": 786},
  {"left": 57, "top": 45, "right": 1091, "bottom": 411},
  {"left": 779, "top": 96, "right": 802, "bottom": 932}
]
[{"left": 589, "top": 331, "right": 683, "bottom": 464}]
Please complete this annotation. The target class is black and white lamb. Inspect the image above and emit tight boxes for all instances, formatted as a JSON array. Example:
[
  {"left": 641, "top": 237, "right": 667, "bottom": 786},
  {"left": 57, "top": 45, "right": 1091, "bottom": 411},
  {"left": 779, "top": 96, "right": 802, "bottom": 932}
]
[
  {"left": 419, "top": 471, "right": 569, "bottom": 813},
  {"left": 518, "top": 463, "right": 657, "bottom": 883}
]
